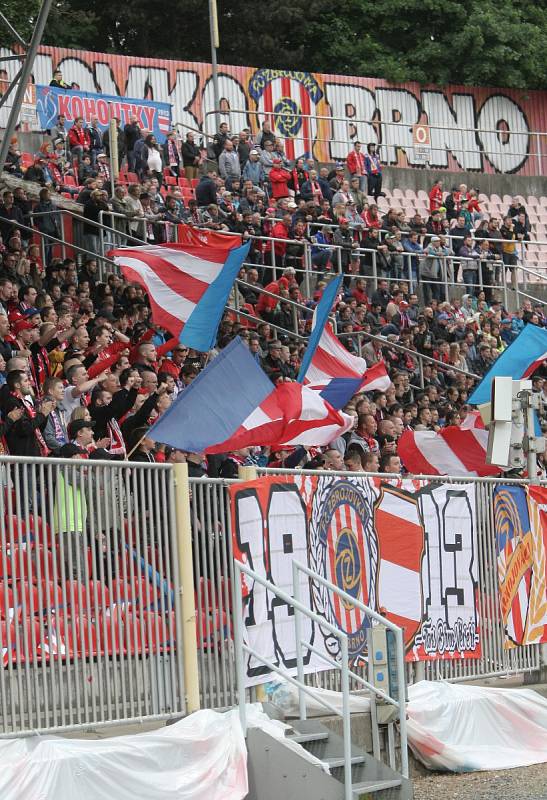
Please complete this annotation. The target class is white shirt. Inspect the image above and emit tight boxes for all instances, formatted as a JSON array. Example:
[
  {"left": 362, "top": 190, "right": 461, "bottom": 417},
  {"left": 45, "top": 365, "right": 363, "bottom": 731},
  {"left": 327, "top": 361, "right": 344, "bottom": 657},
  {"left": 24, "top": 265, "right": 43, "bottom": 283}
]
[{"left": 147, "top": 147, "right": 162, "bottom": 173}]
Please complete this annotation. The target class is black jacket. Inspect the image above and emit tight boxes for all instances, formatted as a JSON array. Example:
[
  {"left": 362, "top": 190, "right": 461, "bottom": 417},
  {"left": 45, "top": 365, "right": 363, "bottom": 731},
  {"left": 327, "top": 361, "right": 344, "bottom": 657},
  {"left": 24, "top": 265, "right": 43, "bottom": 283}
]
[
  {"left": 124, "top": 122, "right": 141, "bottom": 151},
  {"left": 3, "top": 397, "right": 47, "bottom": 457},
  {"left": 90, "top": 387, "right": 138, "bottom": 439},
  {"left": 195, "top": 175, "right": 217, "bottom": 207},
  {"left": 181, "top": 141, "right": 200, "bottom": 167},
  {"left": 0, "top": 203, "right": 25, "bottom": 241}
]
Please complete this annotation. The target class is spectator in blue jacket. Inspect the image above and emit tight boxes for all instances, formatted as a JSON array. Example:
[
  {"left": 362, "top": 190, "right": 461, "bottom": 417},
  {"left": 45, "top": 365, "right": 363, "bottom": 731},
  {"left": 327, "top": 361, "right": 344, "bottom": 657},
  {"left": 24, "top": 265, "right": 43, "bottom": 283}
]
[{"left": 402, "top": 231, "right": 424, "bottom": 287}]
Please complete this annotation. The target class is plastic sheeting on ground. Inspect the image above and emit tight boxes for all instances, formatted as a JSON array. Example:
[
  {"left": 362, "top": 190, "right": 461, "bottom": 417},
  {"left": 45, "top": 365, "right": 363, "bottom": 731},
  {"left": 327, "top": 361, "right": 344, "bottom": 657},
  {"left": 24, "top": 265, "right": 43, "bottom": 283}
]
[
  {"left": 0, "top": 708, "right": 248, "bottom": 800},
  {"left": 407, "top": 680, "right": 547, "bottom": 772}
]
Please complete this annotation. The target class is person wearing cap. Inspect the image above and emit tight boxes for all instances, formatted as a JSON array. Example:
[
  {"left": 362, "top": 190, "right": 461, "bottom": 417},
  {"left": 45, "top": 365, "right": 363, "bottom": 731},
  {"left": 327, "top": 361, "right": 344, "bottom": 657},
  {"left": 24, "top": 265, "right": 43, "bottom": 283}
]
[
  {"left": 268, "top": 159, "right": 291, "bottom": 199},
  {"left": 96, "top": 152, "right": 111, "bottom": 183},
  {"left": 68, "top": 418, "right": 95, "bottom": 452},
  {"left": 328, "top": 164, "right": 345, "bottom": 193},
  {"left": 242, "top": 149, "right": 265, "bottom": 187}
]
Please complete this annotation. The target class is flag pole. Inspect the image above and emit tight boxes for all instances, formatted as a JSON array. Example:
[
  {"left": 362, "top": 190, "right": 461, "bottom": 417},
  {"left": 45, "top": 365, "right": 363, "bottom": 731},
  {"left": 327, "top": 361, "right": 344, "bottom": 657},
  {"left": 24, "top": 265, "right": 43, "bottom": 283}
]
[{"left": 126, "top": 433, "right": 147, "bottom": 459}]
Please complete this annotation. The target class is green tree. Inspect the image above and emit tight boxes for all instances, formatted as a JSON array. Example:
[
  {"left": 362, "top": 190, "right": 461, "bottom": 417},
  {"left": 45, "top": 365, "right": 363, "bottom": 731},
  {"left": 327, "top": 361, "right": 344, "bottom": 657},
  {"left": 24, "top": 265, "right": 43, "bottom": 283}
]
[
  {"left": 30, "top": 0, "right": 546, "bottom": 90},
  {"left": 0, "top": 0, "right": 41, "bottom": 46}
]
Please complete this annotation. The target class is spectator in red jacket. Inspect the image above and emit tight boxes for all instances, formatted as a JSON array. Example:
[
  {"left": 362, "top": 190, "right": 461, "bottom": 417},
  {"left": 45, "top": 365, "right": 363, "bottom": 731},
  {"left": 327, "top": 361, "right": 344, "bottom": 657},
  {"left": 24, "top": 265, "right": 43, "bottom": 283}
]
[
  {"left": 68, "top": 117, "right": 91, "bottom": 164},
  {"left": 429, "top": 179, "right": 443, "bottom": 212},
  {"left": 271, "top": 213, "right": 292, "bottom": 267},
  {"left": 256, "top": 276, "right": 289, "bottom": 321},
  {"left": 269, "top": 159, "right": 291, "bottom": 199},
  {"left": 346, "top": 141, "right": 367, "bottom": 193}
]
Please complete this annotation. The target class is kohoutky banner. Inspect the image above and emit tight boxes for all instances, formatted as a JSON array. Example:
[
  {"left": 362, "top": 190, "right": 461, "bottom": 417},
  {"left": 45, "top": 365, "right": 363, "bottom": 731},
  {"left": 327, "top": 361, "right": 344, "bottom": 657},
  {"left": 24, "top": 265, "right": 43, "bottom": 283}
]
[
  {"left": 36, "top": 85, "right": 172, "bottom": 143},
  {"left": 494, "top": 485, "right": 547, "bottom": 649},
  {"left": 230, "top": 475, "right": 480, "bottom": 686}
]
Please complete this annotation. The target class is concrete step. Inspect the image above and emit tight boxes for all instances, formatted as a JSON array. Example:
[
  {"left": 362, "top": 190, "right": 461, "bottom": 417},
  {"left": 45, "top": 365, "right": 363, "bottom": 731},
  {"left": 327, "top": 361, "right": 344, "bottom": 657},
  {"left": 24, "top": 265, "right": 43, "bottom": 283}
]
[
  {"left": 351, "top": 777, "right": 403, "bottom": 796},
  {"left": 286, "top": 729, "right": 329, "bottom": 745},
  {"left": 323, "top": 754, "right": 366, "bottom": 769}
]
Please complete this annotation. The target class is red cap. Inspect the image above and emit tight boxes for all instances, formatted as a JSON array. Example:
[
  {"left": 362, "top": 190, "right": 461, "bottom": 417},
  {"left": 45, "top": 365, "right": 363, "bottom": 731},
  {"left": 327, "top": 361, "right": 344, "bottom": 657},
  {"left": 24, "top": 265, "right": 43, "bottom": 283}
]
[{"left": 12, "top": 319, "right": 34, "bottom": 334}]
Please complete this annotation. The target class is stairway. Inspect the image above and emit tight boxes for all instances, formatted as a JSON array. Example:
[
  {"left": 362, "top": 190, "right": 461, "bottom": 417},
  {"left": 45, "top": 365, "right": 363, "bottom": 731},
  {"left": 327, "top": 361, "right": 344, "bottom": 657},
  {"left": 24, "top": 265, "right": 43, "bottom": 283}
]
[{"left": 246, "top": 713, "right": 412, "bottom": 800}]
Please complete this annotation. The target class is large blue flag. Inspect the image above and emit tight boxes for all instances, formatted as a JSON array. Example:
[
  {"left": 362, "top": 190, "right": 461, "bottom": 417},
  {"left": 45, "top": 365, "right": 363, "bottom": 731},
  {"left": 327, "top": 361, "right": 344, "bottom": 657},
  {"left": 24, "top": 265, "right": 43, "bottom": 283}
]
[
  {"left": 469, "top": 323, "right": 547, "bottom": 405},
  {"left": 147, "top": 337, "right": 352, "bottom": 453}
]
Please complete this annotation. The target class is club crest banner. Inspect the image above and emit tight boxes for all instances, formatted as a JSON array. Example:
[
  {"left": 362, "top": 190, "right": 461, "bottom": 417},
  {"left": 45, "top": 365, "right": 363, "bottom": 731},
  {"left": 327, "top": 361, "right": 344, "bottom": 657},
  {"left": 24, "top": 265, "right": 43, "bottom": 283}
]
[
  {"left": 494, "top": 485, "right": 547, "bottom": 649},
  {"left": 230, "top": 475, "right": 480, "bottom": 686}
]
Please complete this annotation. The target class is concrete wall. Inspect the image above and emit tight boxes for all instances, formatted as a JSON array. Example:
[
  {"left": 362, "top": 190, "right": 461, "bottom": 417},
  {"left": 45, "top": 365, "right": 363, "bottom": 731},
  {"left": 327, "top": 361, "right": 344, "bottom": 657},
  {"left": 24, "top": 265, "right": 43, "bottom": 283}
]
[{"left": 381, "top": 166, "right": 547, "bottom": 199}]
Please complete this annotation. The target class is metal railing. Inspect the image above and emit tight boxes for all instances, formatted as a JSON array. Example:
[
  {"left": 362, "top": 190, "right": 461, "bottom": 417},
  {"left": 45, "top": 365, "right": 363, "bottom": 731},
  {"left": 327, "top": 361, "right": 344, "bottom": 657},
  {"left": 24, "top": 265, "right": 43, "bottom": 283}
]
[
  {"left": 233, "top": 558, "right": 408, "bottom": 800},
  {"left": 202, "top": 108, "right": 546, "bottom": 175},
  {"left": 0, "top": 455, "right": 185, "bottom": 735},
  {"left": 88, "top": 210, "right": 547, "bottom": 310},
  {"left": 293, "top": 560, "right": 408, "bottom": 778}
]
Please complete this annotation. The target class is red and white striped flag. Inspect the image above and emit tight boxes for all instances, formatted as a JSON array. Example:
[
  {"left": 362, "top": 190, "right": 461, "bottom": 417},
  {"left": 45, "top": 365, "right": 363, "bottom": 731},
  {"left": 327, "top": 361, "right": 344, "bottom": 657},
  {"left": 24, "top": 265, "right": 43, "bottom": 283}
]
[
  {"left": 398, "top": 415, "right": 501, "bottom": 477},
  {"left": 108, "top": 235, "right": 248, "bottom": 352},
  {"left": 302, "top": 323, "right": 391, "bottom": 409}
]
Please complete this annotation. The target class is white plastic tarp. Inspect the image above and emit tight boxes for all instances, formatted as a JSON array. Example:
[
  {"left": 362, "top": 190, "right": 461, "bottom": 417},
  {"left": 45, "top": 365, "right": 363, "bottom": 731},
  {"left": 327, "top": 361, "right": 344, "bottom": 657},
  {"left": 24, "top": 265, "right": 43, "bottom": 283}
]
[
  {"left": 407, "top": 680, "right": 547, "bottom": 772},
  {"left": 0, "top": 708, "right": 248, "bottom": 800}
]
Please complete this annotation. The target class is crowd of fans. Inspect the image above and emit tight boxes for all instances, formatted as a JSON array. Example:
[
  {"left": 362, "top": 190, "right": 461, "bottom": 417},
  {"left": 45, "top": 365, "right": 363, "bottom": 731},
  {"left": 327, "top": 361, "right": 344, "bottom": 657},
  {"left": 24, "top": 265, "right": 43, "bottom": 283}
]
[{"left": 0, "top": 79, "right": 544, "bottom": 478}]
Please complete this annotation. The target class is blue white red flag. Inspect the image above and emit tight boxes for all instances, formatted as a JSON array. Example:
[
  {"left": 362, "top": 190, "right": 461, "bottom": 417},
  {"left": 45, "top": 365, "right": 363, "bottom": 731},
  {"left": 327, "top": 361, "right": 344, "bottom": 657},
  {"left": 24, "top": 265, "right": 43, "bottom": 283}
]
[
  {"left": 108, "top": 236, "right": 249, "bottom": 352},
  {"left": 299, "top": 322, "right": 391, "bottom": 409},
  {"left": 469, "top": 324, "right": 547, "bottom": 405},
  {"left": 147, "top": 337, "right": 353, "bottom": 453}
]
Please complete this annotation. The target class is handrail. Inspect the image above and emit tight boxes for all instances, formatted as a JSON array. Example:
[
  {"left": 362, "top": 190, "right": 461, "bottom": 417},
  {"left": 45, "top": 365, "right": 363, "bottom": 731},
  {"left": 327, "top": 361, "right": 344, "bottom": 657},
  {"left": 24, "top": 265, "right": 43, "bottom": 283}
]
[
  {"left": 292, "top": 560, "right": 408, "bottom": 778},
  {"left": 202, "top": 106, "right": 547, "bottom": 140},
  {"left": 233, "top": 558, "right": 406, "bottom": 800},
  {"left": 202, "top": 108, "right": 544, "bottom": 170},
  {"left": 336, "top": 329, "right": 481, "bottom": 381}
]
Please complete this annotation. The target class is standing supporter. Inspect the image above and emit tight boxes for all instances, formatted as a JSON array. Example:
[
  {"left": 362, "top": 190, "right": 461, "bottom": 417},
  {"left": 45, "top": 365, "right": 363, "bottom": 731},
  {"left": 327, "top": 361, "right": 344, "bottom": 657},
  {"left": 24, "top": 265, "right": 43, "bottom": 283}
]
[
  {"left": 162, "top": 130, "right": 180, "bottom": 177},
  {"left": 67, "top": 117, "right": 91, "bottom": 164},
  {"left": 364, "top": 143, "right": 383, "bottom": 201},
  {"left": 124, "top": 115, "right": 141, "bottom": 173},
  {"left": 269, "top": 160, "right": 291, "bottom": 199},
  {"left": 3, "top": 370, "right": 52, "bottom": 456},
  {"left": 181, "top": 132, "right": 201, "bottom": 179},
  {"left": 42, "top": 375, "right": 69, "bottom": 452},
  {"left": 429, "top": 179, "right": 443, "bottom": 212},
  {"left": 346, "top": 141, "right": 367, "bottom": 192},
  {"left": 59, "top": 364, "right": 108, "bottom": 419}
]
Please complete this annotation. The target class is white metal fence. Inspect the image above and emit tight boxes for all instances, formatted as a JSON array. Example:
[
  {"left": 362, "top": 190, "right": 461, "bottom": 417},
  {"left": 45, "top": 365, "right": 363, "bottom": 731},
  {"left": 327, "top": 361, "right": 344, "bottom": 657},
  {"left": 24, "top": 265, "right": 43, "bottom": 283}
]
[
  {"left": 0, "top": 456, "right": 185, "bottom": 735},
  {"left": 1, "top": 459, "right": 544, "bottom": 733}
]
